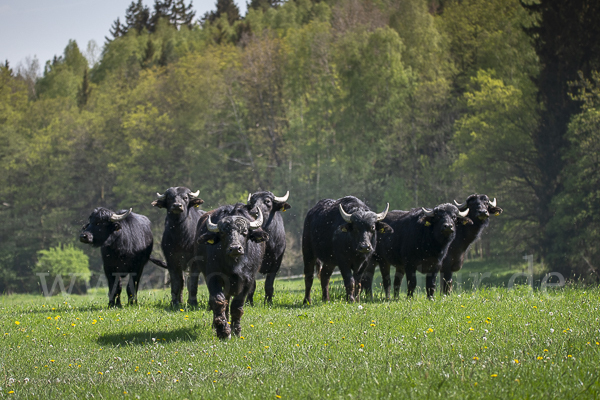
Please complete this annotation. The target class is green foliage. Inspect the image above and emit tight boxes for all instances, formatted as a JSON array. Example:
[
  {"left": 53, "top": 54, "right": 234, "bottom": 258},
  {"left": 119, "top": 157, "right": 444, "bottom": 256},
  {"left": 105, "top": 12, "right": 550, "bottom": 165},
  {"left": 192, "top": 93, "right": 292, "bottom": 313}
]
[{"left": 33, "top": 244, "right": 91, "bottom": 295}]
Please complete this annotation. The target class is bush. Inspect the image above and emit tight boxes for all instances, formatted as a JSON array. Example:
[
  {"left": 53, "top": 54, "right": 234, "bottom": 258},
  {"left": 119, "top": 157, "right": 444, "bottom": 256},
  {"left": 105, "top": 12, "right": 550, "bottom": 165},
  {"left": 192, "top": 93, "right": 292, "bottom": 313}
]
[{"left": 33, "top": 244, "right": 91, "bottom": 296}]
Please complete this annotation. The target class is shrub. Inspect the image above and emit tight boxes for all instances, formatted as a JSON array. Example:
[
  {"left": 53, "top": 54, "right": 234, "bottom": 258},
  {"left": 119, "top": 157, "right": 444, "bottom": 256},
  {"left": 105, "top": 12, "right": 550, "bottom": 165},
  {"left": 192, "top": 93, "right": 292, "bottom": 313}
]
[{"left": 33, "top": 244, "right": 91, "bottom": 295}]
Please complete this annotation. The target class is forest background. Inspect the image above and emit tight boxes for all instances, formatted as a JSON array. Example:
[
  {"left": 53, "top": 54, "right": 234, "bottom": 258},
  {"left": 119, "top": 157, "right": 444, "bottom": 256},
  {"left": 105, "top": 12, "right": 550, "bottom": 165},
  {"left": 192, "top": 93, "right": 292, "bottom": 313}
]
[{"left": 1, "top": 0, "right": 600, "bottom": 293}]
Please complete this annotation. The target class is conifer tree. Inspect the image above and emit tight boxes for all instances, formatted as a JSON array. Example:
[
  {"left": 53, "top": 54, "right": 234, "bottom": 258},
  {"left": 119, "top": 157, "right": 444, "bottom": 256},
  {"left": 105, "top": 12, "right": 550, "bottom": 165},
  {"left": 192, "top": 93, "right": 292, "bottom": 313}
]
[{"left": 125, "top": 0, "right": 151, "bottom": 33}]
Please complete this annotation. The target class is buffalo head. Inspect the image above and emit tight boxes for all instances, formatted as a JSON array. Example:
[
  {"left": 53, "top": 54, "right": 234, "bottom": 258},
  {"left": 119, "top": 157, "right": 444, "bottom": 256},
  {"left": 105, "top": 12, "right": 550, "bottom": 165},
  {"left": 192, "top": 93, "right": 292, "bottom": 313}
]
[
  {"left": 454, "top": 194, "right": 503, "bottom": 222},
  {"left": 80, "top": 208, "right": 132, "bottom": 247},
  {"left": 152, "top": 187, "right": 203, "bottom": 215},
  {"left": 419, "top": 203, "right": 472, "bottom": 239},
  {"left": 338, "top": 203, "right": 392, "bottom": 254}
]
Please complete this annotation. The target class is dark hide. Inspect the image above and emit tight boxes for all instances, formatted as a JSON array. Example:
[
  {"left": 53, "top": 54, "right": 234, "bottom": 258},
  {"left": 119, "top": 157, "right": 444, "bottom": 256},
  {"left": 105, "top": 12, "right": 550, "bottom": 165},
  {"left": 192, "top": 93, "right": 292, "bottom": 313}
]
[
  {"left": 79, "top": 207, "right": 153, "bottom": 307},
  {"left": 194, "top": 203, "right": 267, "bottom": 339},
  {"left": 361, "top": 204, "right": 472, "bottom": 299},
  {"left": 245, "top": 191, "right": 291, "bottom": 305},
  {"left": 152, "top": 187, "right": 205, "bottom": 306},
  {"left": 441, "top": 194, "right": 503, "bottom": 294},
  {"left": 302, "top": 196, "right": 392, "bottom": 304}
]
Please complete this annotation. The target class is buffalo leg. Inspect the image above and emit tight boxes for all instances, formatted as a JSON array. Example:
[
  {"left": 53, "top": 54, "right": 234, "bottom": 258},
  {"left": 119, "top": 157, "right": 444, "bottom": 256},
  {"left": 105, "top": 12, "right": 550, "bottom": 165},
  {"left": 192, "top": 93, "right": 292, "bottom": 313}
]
[
  {"left": 303, "top": 258, "right": 315, "bottom": 305},
  {"left": 187, "top": 268, "right": 201, "bottom": 307},
  {"left": 230, "top": 286, "right": 250, "bottom": 337},
  {"left": 406, "top": 270, "right": 417, "bottom": 298},
  {"left": 106, "top": 272, "right": 122, "bottom": 307},
  {"left": 320, "top": 266, "right": 334, "bottom": 302},
  {"left": 264, "top": 271, "right": 277, "bottom": 305},
  {"left": 425, "top": 272, "right": 438, "bottom": 299},
  {"left": 169, "top": 267, "right": 184, "bottom": 306},
  {"left": 441, "top": 270, "right": 453, "bottom": 295},
  {"left": 380, "top": 262, "right": 392, "bottom": 300},
  {"left": 246, "top": 280, "right": 256, "bottom": 306},
  {"left": 360, "top": 261, "right": 376, "bottom": 299},
  {"left": 394, "top": 268, "right": 405, "bottom": 298},
  {"left": 208, "top": 277, "right": 230, "bottom": 340},
  {"left": 126, "top": 272, "right": 140, "bottom": 305},
  {"left": 339, "top": 267, "right": 356, "bottom": 303}
]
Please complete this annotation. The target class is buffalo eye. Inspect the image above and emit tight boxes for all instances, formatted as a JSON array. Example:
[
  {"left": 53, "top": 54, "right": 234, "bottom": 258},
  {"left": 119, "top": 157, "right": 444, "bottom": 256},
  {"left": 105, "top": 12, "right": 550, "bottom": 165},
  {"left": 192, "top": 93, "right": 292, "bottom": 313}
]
[{"left": 371, "top": 225, "right": 376, "bottom": 232}]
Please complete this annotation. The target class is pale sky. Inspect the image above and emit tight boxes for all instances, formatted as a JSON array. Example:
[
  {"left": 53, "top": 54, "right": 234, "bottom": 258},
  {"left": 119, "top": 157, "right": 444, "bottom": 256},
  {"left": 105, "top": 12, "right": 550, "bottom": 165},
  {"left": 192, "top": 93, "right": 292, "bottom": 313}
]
[{"left": 0, "top": 0, "right": 247, "bottom": 73}]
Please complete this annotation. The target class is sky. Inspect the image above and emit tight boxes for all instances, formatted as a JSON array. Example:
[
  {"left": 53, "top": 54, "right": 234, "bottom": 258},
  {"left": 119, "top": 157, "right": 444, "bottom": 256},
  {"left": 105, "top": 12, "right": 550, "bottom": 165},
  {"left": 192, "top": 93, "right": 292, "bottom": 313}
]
[{"left": 0, "top": 0, "right": 247, "bottom": 73}]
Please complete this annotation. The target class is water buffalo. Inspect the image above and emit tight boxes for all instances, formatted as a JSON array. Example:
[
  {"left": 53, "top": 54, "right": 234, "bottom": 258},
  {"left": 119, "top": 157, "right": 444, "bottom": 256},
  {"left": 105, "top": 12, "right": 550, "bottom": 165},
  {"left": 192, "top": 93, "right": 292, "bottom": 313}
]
[
  {"left": 245, "top": 190, "right": 291, "bottom": 305},
  {"left": 361, "top": 204, "right": 472, "bottom": 299},
  {"left": 79, "top": 207, "right": 154, "bottom": 307},
  {"left": 152, "top": 187, "right": 205, "bottom": 306},
  {"left": 302, "top": 196, "right": 392, "bottom": 304},
  {"left": 195, "top": 204, "right": 268, "bottom": 339},
  {"left": 441, "top": 194, "right": 503, "bottom": 294}
]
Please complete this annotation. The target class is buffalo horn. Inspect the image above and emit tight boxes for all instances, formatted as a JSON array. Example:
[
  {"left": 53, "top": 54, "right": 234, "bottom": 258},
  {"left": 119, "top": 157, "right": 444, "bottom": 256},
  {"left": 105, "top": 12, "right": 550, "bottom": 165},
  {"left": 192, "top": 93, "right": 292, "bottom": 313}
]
[
  {"left": 249, "top": 208, "right": 263, "bottom": 229},
  {"left": 376, "top": 203, "right": 390, "bottom": 221},
  {"left": 489, "top": 198, "right": 497, "bottom": 207},
  {"left": 206, "top": 215, "right": 219, "bottom": 232},
  {"left": 156, "top": 192, "right": 166, "bottom": 200},
  {"left": 110, "top": 208, "right": 132, "bottom": 222},
  {"left": 453, "top": 199, "right": 468, "bottom": 211},
  {"left": 339, "top": 204, "right": 353, "bottom": 223},
  {"left": 189, "top": 190, "right": 200, "bottom": 198},
  {"left": 422, "top": 207, "right": 435, "bottom": 217},
  {"left": 273, "top": 191, "right": 290, "bottom": 203},
  {"left": 247, "top": 193, "right": 252, "bottom": 203},
  {"left": 459, "top": 209, "right": 470, "bottom": 218}
]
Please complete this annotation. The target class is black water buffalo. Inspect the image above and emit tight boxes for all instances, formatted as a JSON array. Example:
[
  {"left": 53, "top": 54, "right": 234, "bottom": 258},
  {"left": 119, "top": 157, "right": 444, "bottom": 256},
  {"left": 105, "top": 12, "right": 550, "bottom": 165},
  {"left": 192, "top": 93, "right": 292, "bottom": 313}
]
[
  {"left": 79, "top": 207, "right": 153, "bottom": 307},
  {"left": 302, "top": 196, "right": 392, "bottom": 304},
  {"left": 361, "top": 204, "right": 472, "bottom": 299},
  {"left": 152, "top": 187, "right": 205, "bottom": 306},
  {"left": 245, "top": 190, "right": 291, "bottom": 305},
  {"left": 195, "top": 204, "right": 268, "bottom": 339},
  {"left": 441, "top": 194, "right": 503, "bottom": 294}
]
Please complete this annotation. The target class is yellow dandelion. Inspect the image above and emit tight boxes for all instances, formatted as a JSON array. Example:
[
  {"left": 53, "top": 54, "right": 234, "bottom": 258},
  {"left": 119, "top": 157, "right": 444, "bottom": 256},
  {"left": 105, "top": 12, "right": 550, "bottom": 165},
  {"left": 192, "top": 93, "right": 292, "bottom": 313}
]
[
  {"left": 215, "top": 370, "right": 218, "bottom": 373},
  {"left": 537, "top": 356, "right": 543, "bottom": 360},
  {"left": 460, "top": 305, "right": 465, "bottom": 308},
  {"left": 514, "top": 359, "right": 519, "bottom": 364},
  {"left": 276, "top": 396, "right": 281, "bottom": 399},
  {"left": 46, "top": 317, "right": 51, "bottom": 320},
  {"left": 329, "top": 321, "right": 334, "bottom": 324},
  {"left": 473, "top": 357, "right": 479, "bottom": 360},
  {"left": 250, "top": 324, "right": 254, "bottom": 328},
  {"left": 544, "top": 349, "right": 549, "bottom": 352},
  {"left": 466, "top": 316, "right": 470, "bottom": 319},
  {"left": 240, "top": 336, "right": 245, "bottom": 340},
  {"left": 469, "top": 327, "right": 474, "bottom": 331},
  {"left": 360, "top": 344, "right": 365, "bottom": 348},
  {"left": 269, "top": 322, "right": 273, "bottom": 325},
  {"left": 427, "top": 328, "right": 433, "bottom": 333},
  {"left": 71, "top": 324, "right": 76, "bottom": 327},
  {"left": 491, "top": 374, "right": 498, "bottom": 377},
  {"left": 158, "top": 371, "right": 162, "bottom": 373},
  {"left": 533, "top": 306, "right": 537, "bottom": 308},
  {"left": 147, "top": 372, "right": 151, "bottom": 375},
  {"left": 288, "top": 324, "right": 291, "bottom": 327},
  {"left": 567, "top": 355, "right": 572, "bottom": 358},
  {"left": 247, "top": 366, "right": 251, "bottom": 370},
  {"left": 98, "top": 372, "right": 103, "bottom": 375},
  {"left": 8, "top": 391, "right": 14, "bottom": 394},
  {"left": 264, "top": 346, "right": 269, "bottom": 349},
  {"left": 180, "top": 309, "right": 184, "bottom": 312},
  {"left": 50, "top": 360, "right": 55, "bottom": 362},
  {"left": 296, "top": 344, "right": 299, "bottom": 347},
  {"left": 370, "top": 324, "right": 375, "bottom": 327},
  {"left": 213, "top": 380, "right": 216, "bottom": 383}
]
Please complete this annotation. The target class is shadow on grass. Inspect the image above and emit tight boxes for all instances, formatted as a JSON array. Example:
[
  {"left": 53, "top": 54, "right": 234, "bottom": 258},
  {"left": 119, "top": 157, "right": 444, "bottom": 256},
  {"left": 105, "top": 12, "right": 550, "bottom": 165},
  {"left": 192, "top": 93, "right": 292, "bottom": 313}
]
[{"left": 97, "top": 326, "right": 205, "bottom": 346}]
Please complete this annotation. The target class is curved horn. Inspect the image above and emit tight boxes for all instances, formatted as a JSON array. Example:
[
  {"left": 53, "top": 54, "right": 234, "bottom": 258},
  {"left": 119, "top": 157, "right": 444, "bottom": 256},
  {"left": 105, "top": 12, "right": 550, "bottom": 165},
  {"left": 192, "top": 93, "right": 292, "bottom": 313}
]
[
  {"left": 189, "top": 190, "right": 200, "bottom": 198},
  {"left": 110, "top": 208, "right": 132, "bottom": 222},
  {"left": 454, "top": 199, "right": 468, "bottom": 211},
  {"left": 156, "top": 192, "right": 166, "bottom": 200},
  {"left": 459, "top": 209, "right": 470, "bottom": 218},
  {"left": 339, "top": 204, "right": 353, "bottom": 223},
  {"left": 489, "top": 198, "right": 497, "bottom": 207},
  {"left": 376, "top": 203, "right": 390, "bottom": 221},
  {"left": 273, "top": 191, "right": 290, "bottom": 203},
  {"left": 206, "top": 215, "right": 219, "bottom": 232},
  {"left": 421, "top": 207, "right": 435, "bottom": 217},
  {"left": 249, "top": 208, "right": 263, "bottom": 229},
  {"left": 247, "top": 193, "right": 252, "bottom": 203}
]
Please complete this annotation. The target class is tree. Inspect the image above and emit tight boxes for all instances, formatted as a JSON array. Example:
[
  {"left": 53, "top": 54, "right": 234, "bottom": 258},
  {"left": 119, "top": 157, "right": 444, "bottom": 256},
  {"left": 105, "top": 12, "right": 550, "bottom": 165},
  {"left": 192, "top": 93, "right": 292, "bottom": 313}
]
[{"left": 125, "top": 0, "right": 151, "bottom": 33}]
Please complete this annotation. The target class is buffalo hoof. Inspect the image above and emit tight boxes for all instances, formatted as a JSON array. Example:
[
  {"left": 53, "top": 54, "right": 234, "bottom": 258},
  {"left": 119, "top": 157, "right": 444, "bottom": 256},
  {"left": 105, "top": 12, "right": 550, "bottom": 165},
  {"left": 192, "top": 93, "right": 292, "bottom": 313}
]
[
  {"left": 302, "top": 297, "right": 311, "bottom": 305},
  {"left": 187, "top": 300, "right": 198, "bottom": 308}
]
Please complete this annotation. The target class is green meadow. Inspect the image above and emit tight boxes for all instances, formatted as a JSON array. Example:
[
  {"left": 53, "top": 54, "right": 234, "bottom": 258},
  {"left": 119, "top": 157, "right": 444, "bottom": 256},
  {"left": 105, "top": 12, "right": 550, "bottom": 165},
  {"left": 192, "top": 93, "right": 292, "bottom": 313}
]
[{"left": 1, "top": 275, "right": 599, "bottom": 399}]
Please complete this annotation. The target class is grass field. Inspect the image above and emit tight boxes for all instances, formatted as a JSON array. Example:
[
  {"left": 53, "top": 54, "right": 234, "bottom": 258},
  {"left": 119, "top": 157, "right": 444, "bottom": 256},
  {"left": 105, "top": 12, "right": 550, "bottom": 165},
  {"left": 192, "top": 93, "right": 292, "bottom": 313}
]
[{"left": 1, "top": 274, "right": 599, "bottom": 399}]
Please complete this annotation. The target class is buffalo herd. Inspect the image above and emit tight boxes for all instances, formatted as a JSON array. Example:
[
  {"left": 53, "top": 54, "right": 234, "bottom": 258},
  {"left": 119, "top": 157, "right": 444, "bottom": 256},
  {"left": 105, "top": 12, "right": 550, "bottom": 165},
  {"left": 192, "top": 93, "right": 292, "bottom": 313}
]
[{"left": 79, "top": 188, "right": 502, "bottom": 339}]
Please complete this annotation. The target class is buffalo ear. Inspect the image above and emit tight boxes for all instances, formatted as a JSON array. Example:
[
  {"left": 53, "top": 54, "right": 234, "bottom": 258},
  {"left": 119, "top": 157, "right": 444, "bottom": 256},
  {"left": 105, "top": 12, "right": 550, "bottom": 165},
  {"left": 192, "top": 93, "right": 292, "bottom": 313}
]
[
  {"left": 418, "top": 216, "right": 432, "bottom": 225},
  {"left": 339, "top": 223, "right": 352, "bottom": 233},
  {"left": 249, "top": 229, "right": 269, "bottom": 243},
  {"left": 489, "top": 206, "right": 503, "bottom": 216},
  {"left": 113, "top": 222, "right": 122, "bottom": 231},
  {"left": 376, "top": 222, "right": 393, "bottom": 234},
  {"left": 190, "top": 198, "right": 204, "bottom": 207},
  {"left": 459, "top": 216, "right": 473, "bottom": 225},
  {"left": 275, "top": 202, "right": 291, "bottom": 212},
  {"left": 151, "top": 199, "right": 166, "bottom": 208},
  {"left": 198, "top": 232, "right": 219, "bottom": 245}
]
